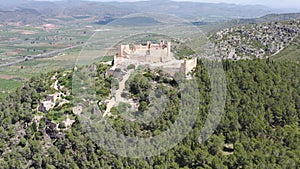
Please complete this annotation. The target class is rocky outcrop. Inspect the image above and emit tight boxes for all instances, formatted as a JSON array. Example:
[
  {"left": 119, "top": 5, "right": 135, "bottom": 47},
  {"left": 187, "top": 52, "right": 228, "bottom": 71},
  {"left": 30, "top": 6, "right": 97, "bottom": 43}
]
[{"left": 45, "top": 120, "right": 62, "bottom": 139}]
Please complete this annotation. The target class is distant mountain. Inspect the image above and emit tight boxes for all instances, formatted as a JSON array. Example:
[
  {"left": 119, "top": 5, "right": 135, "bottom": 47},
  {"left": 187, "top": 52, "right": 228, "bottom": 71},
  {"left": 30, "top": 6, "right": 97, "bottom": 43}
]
[
  {"left": 0, "top": 8, "right": 43, "bottom": 25},
  {"left": 0, "top": 1, "right": 134, "bottom": 25},
  {"left": 60, "top": 2, "right": 134, "bottom": 19},
  {"left": 229, "top": 13, "right": 300, "bottom": 25},
  {"left": 261, "top": 13, "right": 300, "bottom": 21},
  {"left": 20, "top": 1, "right": 135, "bottom": 18},
  {"left": 108, "top": 0, "right": 275, "bottom": 20},
  {"left": 0, "top": 0, "right": 295, "bottom": 25},
  {"left": 0, "top": 0, "right": 32, "bottom": 7}
]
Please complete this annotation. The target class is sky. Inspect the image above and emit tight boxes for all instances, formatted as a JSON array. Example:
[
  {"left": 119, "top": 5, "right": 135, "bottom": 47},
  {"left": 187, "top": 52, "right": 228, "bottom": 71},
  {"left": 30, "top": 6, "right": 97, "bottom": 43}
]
[{"left": 35, "top": 0, "right": 300, "bottom": 9}]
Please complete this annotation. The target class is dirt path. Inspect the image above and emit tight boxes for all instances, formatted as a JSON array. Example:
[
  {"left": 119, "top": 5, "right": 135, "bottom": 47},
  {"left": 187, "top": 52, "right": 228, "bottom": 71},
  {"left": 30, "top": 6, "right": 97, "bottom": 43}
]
[{"left": 103, "top": 69, "right": 134, "bottom": 117}]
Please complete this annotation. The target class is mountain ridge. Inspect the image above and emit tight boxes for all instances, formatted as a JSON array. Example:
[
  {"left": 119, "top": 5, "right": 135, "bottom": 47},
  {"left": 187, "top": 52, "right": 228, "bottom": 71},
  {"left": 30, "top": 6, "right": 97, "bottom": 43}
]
[{"left": 0, "top": 0, "right": 288, "bottom": 25}]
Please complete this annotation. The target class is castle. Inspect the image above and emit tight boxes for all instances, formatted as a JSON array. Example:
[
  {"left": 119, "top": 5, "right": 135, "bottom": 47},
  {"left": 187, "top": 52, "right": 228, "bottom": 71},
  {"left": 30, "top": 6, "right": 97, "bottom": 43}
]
[
  {"left": 110, "top": 40, "right": 197, "bottom": 76},
  {"left": 103, "top": 40, "right": 198, "bottom": 116},
  {"left": 118, "top": 40, "right": 172, "bottom": 63}
]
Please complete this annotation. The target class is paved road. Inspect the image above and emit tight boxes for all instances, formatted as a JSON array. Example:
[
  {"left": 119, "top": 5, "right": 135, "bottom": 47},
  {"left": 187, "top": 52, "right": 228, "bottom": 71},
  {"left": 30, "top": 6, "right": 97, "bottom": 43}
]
[{"left": 0, "top": 44, "right": 83, "bottom": 68}]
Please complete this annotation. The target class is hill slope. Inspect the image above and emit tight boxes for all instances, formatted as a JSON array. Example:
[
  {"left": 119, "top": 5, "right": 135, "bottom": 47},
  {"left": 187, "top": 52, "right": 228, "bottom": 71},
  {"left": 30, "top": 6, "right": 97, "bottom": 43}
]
[
  {"left": 272, "top": 35, "right": 300, "bottom": 61},
  {"left": 0, "top": 60, "right": 299, "bottom": 168},
  {"left": 211, "top": 19, "right": 300, "bottom": 60}
]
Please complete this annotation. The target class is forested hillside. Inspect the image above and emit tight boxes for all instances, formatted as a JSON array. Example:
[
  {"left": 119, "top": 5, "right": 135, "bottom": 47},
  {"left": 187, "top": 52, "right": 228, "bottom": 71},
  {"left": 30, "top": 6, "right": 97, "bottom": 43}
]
[{"left": 0, "top": 60, "right": 299, "bottom": 168}]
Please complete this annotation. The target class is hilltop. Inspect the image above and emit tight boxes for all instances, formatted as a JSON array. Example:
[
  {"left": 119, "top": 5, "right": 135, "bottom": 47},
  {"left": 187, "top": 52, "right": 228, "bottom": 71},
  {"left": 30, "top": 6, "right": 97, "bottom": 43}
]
[
  {"left": 0, "top": 59, "right": 299, "bottom": 168},
  {"left": 211, "top": 18, "right": 300, "bottom": 60}
]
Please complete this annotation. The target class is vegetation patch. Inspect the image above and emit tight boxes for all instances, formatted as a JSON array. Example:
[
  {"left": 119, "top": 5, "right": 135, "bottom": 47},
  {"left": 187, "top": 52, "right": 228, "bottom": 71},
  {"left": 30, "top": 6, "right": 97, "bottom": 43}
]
[{"left": 0, "top": 78, "right": 22, "bottom": 98}]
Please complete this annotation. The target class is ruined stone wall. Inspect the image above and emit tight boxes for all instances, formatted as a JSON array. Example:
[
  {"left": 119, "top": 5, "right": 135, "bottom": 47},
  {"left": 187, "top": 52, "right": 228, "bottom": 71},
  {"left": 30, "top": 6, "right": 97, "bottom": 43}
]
[
  {"left": 118, "top": 41, "right": 171, "bottom": 59},
  {"left": 131, "top": 55, "right": 147, "bottom": 62},
  {"left": 119, "top": 45, "right": 131, "bottom": 57},
  {"left": 180, "top": 58, "right": 197, "bottom": 75},
  {"left": 146, "top": 65, "right": 179, "bottom": 76},
  {"left": 134, "top": 45, "right": 148, "bottom": 51},
  {"left": 167, "top": 42, "right": 171, "bottom": 58},
  {"left": 162, "top": 67, "right": 181, "bottom": 76}
]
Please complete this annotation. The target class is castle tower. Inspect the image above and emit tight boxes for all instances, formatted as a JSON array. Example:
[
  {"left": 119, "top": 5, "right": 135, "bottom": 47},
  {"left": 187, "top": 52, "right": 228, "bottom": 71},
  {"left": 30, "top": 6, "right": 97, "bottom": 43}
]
[
  {"left": 167, "top": 41, "right": 171, "bottom": 58},
  {"left": 113, "top": 55, "right": 117, "bottom": 65},
  {"left": 183, "top": 59, "right": 187, "bottom": 75},
  {"left": 119, "top": 44, "right": 130, "bottom": 58},
  {"left": 118, "top": 44, "right": 123, "bottom": 57},
  {"left": 147, "top": 41, "right": 151, "bottom": 49},
  {"left": 160, "top": 40, "right": 163, "bottom": 47}
]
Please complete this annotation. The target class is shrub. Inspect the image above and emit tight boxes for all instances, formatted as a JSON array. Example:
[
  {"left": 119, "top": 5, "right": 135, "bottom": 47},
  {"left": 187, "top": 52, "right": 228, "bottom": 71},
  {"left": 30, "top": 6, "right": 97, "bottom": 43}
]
[{"left": 127, "top": 64, "right": 136, "bottom": 70}]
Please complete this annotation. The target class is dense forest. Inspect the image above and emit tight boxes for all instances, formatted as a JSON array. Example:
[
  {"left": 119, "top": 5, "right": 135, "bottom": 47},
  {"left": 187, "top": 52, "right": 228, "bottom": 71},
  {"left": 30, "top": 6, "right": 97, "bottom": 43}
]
[{"left": 0, "top": 59, "right": 299, "bottom": 168}]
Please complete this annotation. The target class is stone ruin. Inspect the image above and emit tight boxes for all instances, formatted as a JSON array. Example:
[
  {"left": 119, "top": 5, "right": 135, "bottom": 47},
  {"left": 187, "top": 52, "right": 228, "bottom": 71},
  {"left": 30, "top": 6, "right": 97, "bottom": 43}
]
[
  {"left": 112, "top": 40, "right": 197, "bottom": 76},
  {"left": 118, "top": 40, "right": 172, "bottom": 63}
]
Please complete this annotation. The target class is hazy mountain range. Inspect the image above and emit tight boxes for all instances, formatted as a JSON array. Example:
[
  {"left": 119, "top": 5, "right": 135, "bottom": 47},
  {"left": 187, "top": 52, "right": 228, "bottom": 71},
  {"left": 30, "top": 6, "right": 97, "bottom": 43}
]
[{"left": 0, "top": 0, "right": 299, "bottom": 25}]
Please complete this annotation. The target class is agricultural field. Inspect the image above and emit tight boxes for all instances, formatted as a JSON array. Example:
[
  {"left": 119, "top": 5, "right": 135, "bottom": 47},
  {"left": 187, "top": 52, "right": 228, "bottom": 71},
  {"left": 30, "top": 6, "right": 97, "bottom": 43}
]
[
  {"left": 0, "top": 22, "right": 106, "bottom": 94},
  {"left": 0, "top": 23, "right": 95, "bottom": 65}
]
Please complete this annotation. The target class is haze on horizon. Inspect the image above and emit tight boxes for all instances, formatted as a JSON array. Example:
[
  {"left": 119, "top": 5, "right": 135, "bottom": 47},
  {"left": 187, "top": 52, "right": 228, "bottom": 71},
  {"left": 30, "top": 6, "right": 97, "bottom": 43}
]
[
  {"left": 35, "top": 0, "right": 300, "bottom": 10},
  {"left": 177, "top": 0, "right": 300, "bottom": 9}
]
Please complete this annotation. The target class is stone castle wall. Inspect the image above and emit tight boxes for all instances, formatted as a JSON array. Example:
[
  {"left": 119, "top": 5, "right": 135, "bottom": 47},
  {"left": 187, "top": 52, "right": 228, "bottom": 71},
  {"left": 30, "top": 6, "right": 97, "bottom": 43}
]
[
  {"left": 180, "top": 58, "right": 197, "bottom": 75},
  {"left": 115, "top": 41, "right": 197, "bottom": 76}
]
